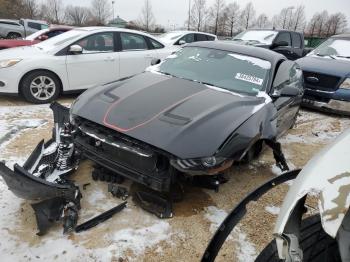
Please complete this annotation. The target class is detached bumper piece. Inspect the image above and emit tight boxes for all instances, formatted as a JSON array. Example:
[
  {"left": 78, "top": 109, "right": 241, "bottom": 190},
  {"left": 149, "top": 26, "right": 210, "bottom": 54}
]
[
  {"left": 0, "top": 103, "right": 82, "bottom": 235},
  {"left": 75, "top": 201, "right": 127, "bottom": 233}
]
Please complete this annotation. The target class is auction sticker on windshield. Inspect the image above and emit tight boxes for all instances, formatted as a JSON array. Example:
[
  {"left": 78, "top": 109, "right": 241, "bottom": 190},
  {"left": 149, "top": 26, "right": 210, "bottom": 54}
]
[{"left": 235, "top": 73, "right": 263, "bottom": 85}]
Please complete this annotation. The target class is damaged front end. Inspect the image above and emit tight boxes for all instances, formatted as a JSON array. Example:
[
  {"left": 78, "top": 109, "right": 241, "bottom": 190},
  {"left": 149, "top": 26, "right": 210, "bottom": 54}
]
[{"left": 0, "top": 103, "right": 81, "bottom": 235}]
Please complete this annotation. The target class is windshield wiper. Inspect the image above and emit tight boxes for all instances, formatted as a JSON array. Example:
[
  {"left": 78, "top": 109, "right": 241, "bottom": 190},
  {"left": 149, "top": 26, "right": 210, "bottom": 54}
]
[
  {"left": 159, "top": 71, "right": 176, "bottom": 77},
  {"left": 315, "top": 53, "right": 336, "bottom": 59},
  {"left": 335, "top": 55, "right": 350, "bottom": 59}
]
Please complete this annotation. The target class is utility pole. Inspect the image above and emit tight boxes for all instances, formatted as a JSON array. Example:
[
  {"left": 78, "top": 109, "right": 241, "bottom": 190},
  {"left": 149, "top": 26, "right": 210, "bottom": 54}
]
[
  {"left": 188, "top": 0, "right": 191, "bottom": 30},
  {"left": 112, "top": 1, "right": 115, "bottom": 21}
]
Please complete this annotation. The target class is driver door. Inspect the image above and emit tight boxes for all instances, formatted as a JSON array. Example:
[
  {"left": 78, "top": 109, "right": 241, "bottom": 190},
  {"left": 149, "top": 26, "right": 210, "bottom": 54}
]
[
  {"left": 271, "top": 60, "right": 303, "bottom": 136},
  {"left": 65, "top": 32, "right": 119, "bottom": 90}
]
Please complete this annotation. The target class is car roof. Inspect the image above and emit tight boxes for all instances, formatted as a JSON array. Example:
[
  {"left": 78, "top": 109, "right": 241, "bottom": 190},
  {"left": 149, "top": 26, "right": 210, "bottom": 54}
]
[
  {"left": 0, "top": 19, "right": 20, "bottom": 24},
  {"left": 244, "top": 28, "right": 303, "bottom": 34},
  {"left": 332, "top": 33, "right": 350, "bottom": 39},
  {"left": 186, "top": 41, "right": 285, "bottom": 65},
  {"left": 49, "top": 25, "right": 74, "bottom": 31},
  {"left": 72, "top": 26, "right": 159, "bottom": 38},
  {"left": 165, "top": 30, "right": 217, "bottom": 37}
]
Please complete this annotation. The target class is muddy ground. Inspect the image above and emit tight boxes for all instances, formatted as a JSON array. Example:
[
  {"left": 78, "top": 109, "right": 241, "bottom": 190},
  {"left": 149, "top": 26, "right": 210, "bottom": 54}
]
[{"left": 0, "top": 95, "right": 349, "bottom": 262}]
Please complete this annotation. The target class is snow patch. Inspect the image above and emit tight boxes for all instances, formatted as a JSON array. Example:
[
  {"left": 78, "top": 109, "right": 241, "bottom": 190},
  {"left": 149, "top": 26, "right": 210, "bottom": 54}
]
[
  {"left": 265, "top": 205, "right": 281, "bottom": 215},
  {"left": 233, "top": 227, "right": 258, "bottom": 262},
  {"left": 229, "top": 53, "right": 271, "bottom": 69},
  {"left": 205, "top": 206, "right": 228, "bottom": 233},
  {"left": 111, "top": 221, "right": 171, "bottom": 256}
]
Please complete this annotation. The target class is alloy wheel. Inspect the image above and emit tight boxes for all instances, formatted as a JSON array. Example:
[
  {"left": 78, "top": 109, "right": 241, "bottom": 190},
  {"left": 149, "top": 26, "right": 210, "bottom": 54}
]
[{"left": 29, "top": 76, "right": 56, "bottom": 101}]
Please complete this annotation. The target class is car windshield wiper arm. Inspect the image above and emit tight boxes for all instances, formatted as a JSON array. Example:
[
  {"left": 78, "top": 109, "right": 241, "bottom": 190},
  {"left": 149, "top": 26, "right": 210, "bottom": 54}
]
[
  {"left": 315, "top": 53, "right": 336, "bottom": 59},
  {"left": 336, "top": 55, "right": 350, "bottom": 59}
]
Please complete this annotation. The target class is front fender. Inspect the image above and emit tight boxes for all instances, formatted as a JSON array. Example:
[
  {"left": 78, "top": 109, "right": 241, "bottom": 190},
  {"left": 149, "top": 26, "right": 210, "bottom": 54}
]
[{"left": 275, "top": 128, "right": 350, "bottom": 241}]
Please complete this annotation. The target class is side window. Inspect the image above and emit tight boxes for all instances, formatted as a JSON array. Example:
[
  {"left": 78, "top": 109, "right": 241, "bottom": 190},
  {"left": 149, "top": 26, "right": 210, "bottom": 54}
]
[
  {"left": 149, "top": 38, "right": 164, "bottom": 49},
  {"left": 75, "top": 32, "right": 115, "bottom": 53},
  {"left": 28, "top": 22, "right": 42, "bottom": 30},
  {"left": 196, "top": 34, "right": 208, "bottom": 42},
  {"left": 120, "top": 33, "right": 148, "bottom": 51},
  {"left": 207, "top": 35, "right": 216, "bottom": 41},
  {"left": 291, "top": 33, "right": 302, "bottom": 48},
  {"left": 274, "top": 32, "right": 291, "bottom": 46},
  {"left": 0, "top": 21, "right": 20, "bottom": 26},
  {"left": 176, "top": 34, "right": 194, "bottom": 45},
  {"left": 46, "top": 30, "right": 65, "bottom": 39}
]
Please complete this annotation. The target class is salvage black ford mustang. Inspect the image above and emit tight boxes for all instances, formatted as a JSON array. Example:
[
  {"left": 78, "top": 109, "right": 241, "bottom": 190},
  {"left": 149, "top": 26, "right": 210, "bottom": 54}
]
[
  {"left": 0, "top": 41, "right": 303, "bottom": 233},
  {"left": 70, "top": 42, "right": 303, "bottom": 187}
]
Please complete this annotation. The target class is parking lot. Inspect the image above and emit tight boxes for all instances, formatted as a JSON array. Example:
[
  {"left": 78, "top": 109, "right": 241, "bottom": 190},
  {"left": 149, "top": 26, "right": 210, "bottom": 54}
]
[{"left": 0, "top": 95, "right": 349, "bottom": 261}]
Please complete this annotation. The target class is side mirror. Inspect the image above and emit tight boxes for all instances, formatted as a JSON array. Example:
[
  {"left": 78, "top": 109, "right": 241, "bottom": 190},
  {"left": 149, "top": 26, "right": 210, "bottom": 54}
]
[
  {"left": 151, "top": 58, "right": 161, "bottom": 66},
  {"left": 272, "top": 41, "right": 289, "bottom": 49},
  {"left": 179, "top": 40, "right": 186, "bottom": 45},
  {"left": 69, "top": 45, "right": 83, "bottom": 54},
  {"left": 272, "top": 85, "right": 300, "bottom": 98}
]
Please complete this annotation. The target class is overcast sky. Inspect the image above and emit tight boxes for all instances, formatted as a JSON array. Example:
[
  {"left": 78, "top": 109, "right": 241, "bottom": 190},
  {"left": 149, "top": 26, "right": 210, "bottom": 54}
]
[{"left": 65, "top": 0, "right": 350, "bottom": 29}]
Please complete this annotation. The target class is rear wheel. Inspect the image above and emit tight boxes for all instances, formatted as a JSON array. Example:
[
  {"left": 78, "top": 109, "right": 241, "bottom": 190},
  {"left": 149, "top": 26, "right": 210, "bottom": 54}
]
[
  {"left": 21, "top": 70, "right": 61, "bottom": 104},
  {"left": 256, "top": 215, "right": 341, "bottom": 262},
  {"left": 7, "top": 32, "right": 21, "bottom": 39}
]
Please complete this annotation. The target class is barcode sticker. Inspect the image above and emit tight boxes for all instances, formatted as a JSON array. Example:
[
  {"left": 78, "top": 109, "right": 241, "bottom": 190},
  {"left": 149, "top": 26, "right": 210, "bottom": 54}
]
[{"left": 235, "top": 73, "right": 263, "bottom": 86}]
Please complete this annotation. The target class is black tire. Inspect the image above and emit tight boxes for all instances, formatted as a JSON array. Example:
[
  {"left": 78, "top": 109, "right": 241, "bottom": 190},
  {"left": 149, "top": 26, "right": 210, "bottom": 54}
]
[
  {"left": 242, "top": 141, "right": 263, "bottom": 163},
  {"left": 20, "top": 70, "right": 61, "bottom": 104},
  {"left": 256, "top": 215, "right": 341, "bottom": 262},
  {"left": 7, "top": 32, "right": 21, "bottom": 39}
]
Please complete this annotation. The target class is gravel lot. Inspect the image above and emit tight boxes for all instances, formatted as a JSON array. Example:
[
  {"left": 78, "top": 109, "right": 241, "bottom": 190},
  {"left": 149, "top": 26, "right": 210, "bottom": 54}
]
[{"left": 0, "top": 95, "right": 349, "bottom": 262}]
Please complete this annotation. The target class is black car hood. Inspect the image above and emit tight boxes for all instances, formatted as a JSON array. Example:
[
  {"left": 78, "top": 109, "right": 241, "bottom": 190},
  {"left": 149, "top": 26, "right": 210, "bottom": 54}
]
[
  {"left": 297, "top": 55, "right": 350, "bottom": 77},
  {"left": 71, "top": 72, "right": 269, "bottom": 159}
]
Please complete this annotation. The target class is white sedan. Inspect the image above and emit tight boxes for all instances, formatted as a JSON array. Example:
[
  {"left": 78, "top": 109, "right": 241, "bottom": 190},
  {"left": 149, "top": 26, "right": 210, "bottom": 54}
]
[
  {"left": 0, "top": 27, "right": 173, "bottom": 103},
  {"left": 157, "top": 30, "right": 217, "bottom": 52}
]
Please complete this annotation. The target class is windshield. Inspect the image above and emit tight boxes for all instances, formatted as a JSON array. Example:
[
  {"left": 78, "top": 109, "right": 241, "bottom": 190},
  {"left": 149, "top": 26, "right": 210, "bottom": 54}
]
[
  {"left": 35, "top": 30, "right": 84, "bottom": 51},
  {"left": 309, "top": 38, "right": 350, "bottom": 59},
  {"left": 233, "top": 30, "right": 278, "bottom": 45},
  {"left": 25, "top": 29, "right": 49, "bottom": 40},
  {"left": 158, "top": 32, "right": 183, "bottom": 44},
  {"left": 158, "top": 47, "right": 271, "bottom": 95}
]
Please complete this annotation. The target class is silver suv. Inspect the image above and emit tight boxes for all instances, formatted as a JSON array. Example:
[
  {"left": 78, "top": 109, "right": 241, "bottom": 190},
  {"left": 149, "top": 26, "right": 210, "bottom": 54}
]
[{"left": 0, "top": 19, "right": 48, "bottom": 39}]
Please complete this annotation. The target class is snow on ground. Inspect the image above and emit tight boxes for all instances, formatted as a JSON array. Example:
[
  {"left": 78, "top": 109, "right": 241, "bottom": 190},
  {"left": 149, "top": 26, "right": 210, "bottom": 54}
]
[
  {"left": 280, "top": 110, "right": 350, "bottom": 145},
  {"left": 0, "top": 103, "right": 173, "bottom": 261},
  {"left": 204, "top": 206, "right": 257, "bottom": 262},
  {"left": 205, "top": 206, "right": 228, "bottom": 233},
  {"left": 265, "top": 205, "right": 281, "bottom": 215}
]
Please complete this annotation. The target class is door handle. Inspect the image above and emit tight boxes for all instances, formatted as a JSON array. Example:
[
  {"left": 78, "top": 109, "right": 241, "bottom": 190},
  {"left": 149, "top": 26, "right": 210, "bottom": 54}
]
[
  {"left": 104, "top": 57, "right": 115, "bottom": 62},
  {"left": 145, "top": 54, "right": 153, "bottom": 58}
]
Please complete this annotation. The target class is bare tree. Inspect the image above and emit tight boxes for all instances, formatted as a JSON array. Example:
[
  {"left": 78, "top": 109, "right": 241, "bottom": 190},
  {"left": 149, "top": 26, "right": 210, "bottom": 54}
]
[
  {"left": 306, "top": 13, "right": 320, "bottom": 37},
  {"left": 240, "top": 2, "right": 255, "bottom": 29},
  {"left": 0, "top": 0, "right": 24, "bottom": 19},
  {"left": 328, "top": 12, "right": 348, "bottom": 35},
  {"left": 209, "top": 0, "right": 225, "bottom": 35},
  {"left": 255, "top": 13, "right": 269, "bottom": 28},
  {"left": 40, "top": 0, "right": 65, "bottom": 24},
  {"left": 276, "top": 6, "right": 294, "bottom": 29},
  {"left": 224, "top": 2, "right": 240, "bottom": 37},
  {"left": 90, "top": 0, "right": 112, "bottom": 25},
  {"left": 138, "top": 0, "right": 156, "bottom": 31},
  {"left": 314, "top": 10, "right": 329, "bottom": 37},
  {"left": 190, "top": 0, "right": 207, "bottom": 31},
  {"left": 22, "top": 0, "right": 39, "bottom": 19},
  {"left": 66, "top": 5, "right": 91, "bottom": 26},
  {"left": 291, "top": 5, "right": 306, "bottom": 31}
]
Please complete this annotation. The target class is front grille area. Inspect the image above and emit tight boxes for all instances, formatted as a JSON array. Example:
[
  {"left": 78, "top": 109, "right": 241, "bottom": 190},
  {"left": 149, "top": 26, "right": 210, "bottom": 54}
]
[
  {"left": 74, "top": 116, "right": 170, "bottom": 176},
  {"left": 303, "top": 71, "right": 341, "bottom": 91}
]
